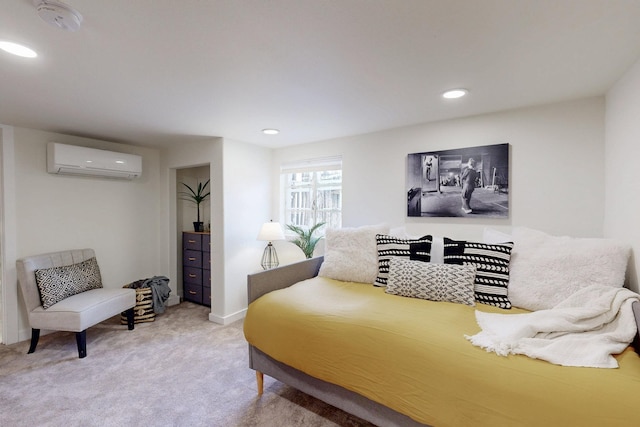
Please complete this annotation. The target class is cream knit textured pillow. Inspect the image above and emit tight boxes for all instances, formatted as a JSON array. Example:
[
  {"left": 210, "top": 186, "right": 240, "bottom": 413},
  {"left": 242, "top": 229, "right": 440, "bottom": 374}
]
[
  {"left": 319, "top": 224, "right": 389, "bottom": 283},
  {"left": 508, "top": 227, "right": 631, "bottom": 311}
]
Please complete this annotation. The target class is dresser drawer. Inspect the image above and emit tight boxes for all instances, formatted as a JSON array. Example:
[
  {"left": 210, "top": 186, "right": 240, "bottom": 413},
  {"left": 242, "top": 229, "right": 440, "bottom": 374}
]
[
  {"left": 203, "top": 287, "right": 211, "bottom": 306},
  {"left": 183, "top": 249, "right": 202, "bottom": 268},
  {"left": 203, "top": 269, "right": 211, "bottom": 288},
  {"left": 183, "top": 233, "right": 202, "bottom": 251},
  {"left": 183, "top": 283, "right": 203, "bottom": 304},
  {"left": 183, "top": 266, "right": 202, "bottom": 285},
  {"left": 202, "top": 233, "right": 210, "bottom": 253},
  {"left": 181, "top": 231, "right": 211, "bottom": 308}
]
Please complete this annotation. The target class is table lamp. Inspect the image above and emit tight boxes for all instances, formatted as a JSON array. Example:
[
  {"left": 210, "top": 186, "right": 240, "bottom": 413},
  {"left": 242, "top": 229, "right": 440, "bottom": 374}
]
[{"left": 257, "top": 220, "right": 285, "bottom": 270}]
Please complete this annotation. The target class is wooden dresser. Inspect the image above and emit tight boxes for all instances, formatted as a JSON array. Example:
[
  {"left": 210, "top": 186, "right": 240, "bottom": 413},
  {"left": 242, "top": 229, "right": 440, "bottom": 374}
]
[{"left": 182, "top": 231, "right": 211, "bottom": 306}]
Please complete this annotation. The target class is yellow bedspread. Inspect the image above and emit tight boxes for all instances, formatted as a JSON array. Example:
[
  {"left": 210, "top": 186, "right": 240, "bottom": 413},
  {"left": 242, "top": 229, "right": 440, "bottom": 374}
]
[{"left": 243, "top": 277, "right": 640, "bottom": 427}]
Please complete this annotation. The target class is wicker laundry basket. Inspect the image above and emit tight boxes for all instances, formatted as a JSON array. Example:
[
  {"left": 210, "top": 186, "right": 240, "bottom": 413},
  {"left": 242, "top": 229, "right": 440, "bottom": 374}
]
[{"left": 120, "top": 284, "right": 155, "bottom": 324}]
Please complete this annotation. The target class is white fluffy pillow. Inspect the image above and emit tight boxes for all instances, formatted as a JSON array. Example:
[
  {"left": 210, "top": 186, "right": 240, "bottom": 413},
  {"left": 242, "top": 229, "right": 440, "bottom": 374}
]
[
  {"left": 483, "top": 227, "right": 513, "bottom": 244},
  {"left": 508, "top": 227, "right": 631, "bottom": 311},
  {"left": 319, "top": 224, "right": 389, "bottom": 283}
]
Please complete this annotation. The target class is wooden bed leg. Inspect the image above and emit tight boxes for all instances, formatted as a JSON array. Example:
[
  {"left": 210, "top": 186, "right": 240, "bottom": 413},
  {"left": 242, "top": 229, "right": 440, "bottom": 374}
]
[{"left": 256, "top": 370, "right": 264, "bottom": 396}]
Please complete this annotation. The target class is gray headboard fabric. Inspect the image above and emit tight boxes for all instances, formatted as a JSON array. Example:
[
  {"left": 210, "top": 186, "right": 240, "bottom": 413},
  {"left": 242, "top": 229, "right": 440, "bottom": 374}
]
[{"left": 633, "top": 301, "right": 640, "bottom": 353}]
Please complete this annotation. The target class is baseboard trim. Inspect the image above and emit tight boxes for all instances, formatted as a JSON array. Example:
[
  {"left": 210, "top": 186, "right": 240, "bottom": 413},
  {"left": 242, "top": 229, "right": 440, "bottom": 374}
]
[
  {"left": 166, "top": 295, "right": 180, "bottom": 306},
  {"left": 209, "top": 308, "right": 246, "bottom": 325}
]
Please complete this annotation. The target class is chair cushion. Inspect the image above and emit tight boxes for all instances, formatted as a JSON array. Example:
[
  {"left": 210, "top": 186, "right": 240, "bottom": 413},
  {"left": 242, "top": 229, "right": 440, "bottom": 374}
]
[
  {"left": 35, "top": 257, "right": 103, "bottom": 309},
  {"left": 29, "top": 288, "right": 136, "bottom": 332}
]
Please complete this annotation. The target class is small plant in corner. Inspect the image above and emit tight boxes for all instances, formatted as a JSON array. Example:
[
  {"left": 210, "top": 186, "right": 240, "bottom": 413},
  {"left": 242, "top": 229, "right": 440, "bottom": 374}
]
[
  {"left": 286, "top": 222, "right": 325, "bottom": 259},
  {"left": 180, "top": 179, "right": 210, "bottom": 232}
]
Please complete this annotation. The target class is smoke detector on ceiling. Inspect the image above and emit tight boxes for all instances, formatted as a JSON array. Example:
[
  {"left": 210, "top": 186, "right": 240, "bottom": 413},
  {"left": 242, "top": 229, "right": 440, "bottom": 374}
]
[{"left": 34, "top": 0, "right": 83, "bottom": 32}]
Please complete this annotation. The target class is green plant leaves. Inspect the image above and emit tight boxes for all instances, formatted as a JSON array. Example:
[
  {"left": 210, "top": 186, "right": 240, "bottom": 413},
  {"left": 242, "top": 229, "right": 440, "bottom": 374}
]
[
  {"left": 286, "top": 222, "right": 325, "bottom": 259},
  {"left": 179, "top": 179, "right": 210, "bottom": 223},
  {"left": 180, "top": 179, "right": 210, "bottom": 204}
]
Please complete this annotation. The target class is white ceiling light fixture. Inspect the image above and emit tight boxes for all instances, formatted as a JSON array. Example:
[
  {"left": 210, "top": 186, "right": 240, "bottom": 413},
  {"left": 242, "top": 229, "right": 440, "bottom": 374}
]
[
  {"left": 442, "top": 88, "right": 468, "bottom": 99},
  {"left": 34, "top": 0, "right": 83, "bottom": 32},
  {"left": 262, "top": 129, "right": 280, "bottom": 135},
  {"left": 0, "top": 41, "right": 38, "bottom": 58}
]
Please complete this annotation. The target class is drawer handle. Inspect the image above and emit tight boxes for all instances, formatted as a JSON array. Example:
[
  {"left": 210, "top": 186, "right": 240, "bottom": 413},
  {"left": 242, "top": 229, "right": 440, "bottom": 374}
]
[
  {"left": 188, "top": 274, "right": 197, "bottom": 278},
  {"left": 188, "top": 257, "right": 197, "bottom": 261},
  {"left": 188, "top": 240, "right": 196, "bottom": 243},
  {"left": 188, "top": 291, "right": 197, "bottom": 295}
]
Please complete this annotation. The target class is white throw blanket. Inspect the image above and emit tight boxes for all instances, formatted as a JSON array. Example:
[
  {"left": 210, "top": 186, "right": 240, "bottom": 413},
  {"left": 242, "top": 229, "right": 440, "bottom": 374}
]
[{"left": 466, "top": 285, "right": 640, "bottom": 368}]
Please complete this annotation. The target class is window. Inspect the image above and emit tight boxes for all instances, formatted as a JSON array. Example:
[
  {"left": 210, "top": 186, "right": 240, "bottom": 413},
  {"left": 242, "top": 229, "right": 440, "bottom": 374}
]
[{"left": 281, "top": 157, "right": 342, "bottom": 230}]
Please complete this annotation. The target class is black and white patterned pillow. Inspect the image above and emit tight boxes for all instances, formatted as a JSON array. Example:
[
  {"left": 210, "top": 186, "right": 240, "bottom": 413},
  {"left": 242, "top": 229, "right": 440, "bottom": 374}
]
[
  {"left": 385, "top": 258, "right": 476, "bottom": 306},
  {"left": 35, "top": 257, "right": 103, "bottom": 309},
  {"left": 374, "top": 234, "right": 432, "bottom": 286},
  {"left": 443, "top": 238, "right": 514, "bottom": 309}
]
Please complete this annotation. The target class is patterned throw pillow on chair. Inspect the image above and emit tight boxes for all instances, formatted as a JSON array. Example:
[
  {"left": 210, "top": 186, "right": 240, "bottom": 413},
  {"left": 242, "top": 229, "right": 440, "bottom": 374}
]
[
  {"left": 385, "top": 258, "right": 477, "bottom": 306},
  {"left": 443, "top": 238, "right": 514, "bottom": 309},
  {"left": 35, "top": 257, "right": 103, "bottom": 309}
]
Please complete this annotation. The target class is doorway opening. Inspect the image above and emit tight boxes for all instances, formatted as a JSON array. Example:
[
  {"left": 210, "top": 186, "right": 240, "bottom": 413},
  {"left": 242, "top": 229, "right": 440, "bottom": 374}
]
[{"left": 176, "top": 165, "right": 211, "bottom": 308}]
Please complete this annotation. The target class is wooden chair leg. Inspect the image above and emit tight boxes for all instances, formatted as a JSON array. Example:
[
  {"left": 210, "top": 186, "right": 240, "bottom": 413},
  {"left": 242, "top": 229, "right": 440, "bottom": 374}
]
[
  {"left": 125, "top": 307, "right": 135, "bottom": 330},
  {"left": 75, "top": 330, "right": 87, "bottom": 358},
  {"left": 256, "top": 370, "right": 264, "bottom": 396},
  {"left": 27, "top": 328, "right": 40, "bottom": 354}
]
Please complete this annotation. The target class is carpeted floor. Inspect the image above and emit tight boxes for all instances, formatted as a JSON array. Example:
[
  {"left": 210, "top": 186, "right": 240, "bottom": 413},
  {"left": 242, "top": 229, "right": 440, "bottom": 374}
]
[{"left": 0, "top": 302, "right": 375, "bottom": 427}]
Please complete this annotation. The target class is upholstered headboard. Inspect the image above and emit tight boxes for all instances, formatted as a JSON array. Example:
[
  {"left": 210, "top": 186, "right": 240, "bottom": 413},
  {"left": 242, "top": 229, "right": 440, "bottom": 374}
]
[{"left": 633, "top": 301, "right": 640, "bottom": 353}]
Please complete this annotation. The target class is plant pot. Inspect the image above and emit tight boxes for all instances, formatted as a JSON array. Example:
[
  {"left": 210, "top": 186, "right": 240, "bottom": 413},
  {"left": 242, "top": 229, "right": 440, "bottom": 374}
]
[{"left": 193, "top": 222, "right": 204, "bottom": 232}]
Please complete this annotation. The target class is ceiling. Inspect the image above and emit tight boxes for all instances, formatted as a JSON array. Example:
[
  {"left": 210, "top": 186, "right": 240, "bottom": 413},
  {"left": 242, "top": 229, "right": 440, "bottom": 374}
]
[{"left": 2, "top": 0, "right": 640, "bottom": 149}]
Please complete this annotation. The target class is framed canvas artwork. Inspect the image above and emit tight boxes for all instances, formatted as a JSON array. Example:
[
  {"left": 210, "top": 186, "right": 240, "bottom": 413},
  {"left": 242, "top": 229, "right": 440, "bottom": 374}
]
[{"left": 407, "top": 143, "right": 509, "bottom": 218}]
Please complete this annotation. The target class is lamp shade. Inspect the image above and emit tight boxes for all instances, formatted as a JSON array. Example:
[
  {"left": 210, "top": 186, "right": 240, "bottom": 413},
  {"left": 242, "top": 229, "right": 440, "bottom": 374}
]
[{"left": 257, "top": 221, "right": 285, "bottom": 242}]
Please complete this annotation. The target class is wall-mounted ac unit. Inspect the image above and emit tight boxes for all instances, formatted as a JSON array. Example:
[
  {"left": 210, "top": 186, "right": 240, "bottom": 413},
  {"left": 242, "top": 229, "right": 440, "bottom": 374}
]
[{"left": 47, "top": 142, "right": 142, "bottom": 179}]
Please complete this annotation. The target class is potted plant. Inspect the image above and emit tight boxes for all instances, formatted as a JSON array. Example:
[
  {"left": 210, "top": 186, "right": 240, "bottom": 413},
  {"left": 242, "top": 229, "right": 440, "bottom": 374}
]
[
  {"left": 286, "top": 222, "right": 325, "bottom": 259},
  {"left": 180, "top": 179, "right": 210, "bottom": 232}
]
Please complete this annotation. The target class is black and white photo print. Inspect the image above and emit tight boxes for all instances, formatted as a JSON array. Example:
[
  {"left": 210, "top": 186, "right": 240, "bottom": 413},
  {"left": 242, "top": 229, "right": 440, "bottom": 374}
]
[{"left": 407, "top": 143, "right": 509, "bottom": 218}]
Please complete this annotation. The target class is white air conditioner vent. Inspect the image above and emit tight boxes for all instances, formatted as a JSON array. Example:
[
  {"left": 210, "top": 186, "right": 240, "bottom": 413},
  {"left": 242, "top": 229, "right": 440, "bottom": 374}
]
[{"left": 47, "top": 142, "right": 142, "bottom": 179}]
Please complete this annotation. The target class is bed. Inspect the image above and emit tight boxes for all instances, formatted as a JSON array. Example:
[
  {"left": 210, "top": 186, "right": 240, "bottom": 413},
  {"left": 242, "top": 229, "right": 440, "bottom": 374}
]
[{"left": 243, "top": 227, "right": 640, "bottom": 427}]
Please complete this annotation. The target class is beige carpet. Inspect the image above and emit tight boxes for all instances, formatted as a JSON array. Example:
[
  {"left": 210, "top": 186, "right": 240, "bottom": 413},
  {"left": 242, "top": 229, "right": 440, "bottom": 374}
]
[{"left": 0, "top": 302, "right": 375, "bottom": 427}]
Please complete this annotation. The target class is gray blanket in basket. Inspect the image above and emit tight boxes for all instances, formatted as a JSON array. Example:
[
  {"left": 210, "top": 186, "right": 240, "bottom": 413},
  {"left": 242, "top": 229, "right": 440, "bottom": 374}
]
[{"left": 130, "top": 276, "right": 171, "bottom": 314}]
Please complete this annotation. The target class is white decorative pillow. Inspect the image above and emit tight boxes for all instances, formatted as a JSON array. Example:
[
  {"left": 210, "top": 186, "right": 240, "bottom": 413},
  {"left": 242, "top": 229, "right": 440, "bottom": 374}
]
[
  {"left": 318, "top": 224, "right": 390, "bottom": 283},
  {"left": 385, "top": 258, "right": 476, "bottom": 306},
  {"left": 374, "top": 234, "right": 432, "bottom": 286},
  {"left": 389, "top": 226, "right": 412, "bottom": 239},
  {"left": 35, "top": 257, "right": 103, "bottom": 309},
  {"left": 483, "top": 227, "right": 513, "bottom": 244},
  {"left": 508, "top": 227, "right": 631, "bottom": 311}
]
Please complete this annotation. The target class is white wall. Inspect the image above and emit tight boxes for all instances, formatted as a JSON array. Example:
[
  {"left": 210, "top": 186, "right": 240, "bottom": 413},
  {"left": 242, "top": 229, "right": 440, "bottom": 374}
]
[
  {"left": 4, "top": 127, "right": 164, "bottom": 343},
  {"left": 218, "top": 139, "right": 271, "bottom": 322},
  {"left": 0, "top": 125, "right": 17, "bottom": 344},
  {"left": 273, "top": 97, "right": 606, "bottom": 259},
  {"left": 605, "top": 57, "right": 640, "bottom": 293},
  {"left": 165, "top": 138, "right": 271, "bottom": 324}
]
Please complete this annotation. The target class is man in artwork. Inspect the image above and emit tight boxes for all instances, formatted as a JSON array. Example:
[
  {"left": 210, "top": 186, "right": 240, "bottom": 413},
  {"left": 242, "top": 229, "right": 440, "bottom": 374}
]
[
  {"left": 461, "top": 158, "right": 478, "bottom": 214},
  {"left": 423, "top": 155, "right": 434, "bottom": 181}
]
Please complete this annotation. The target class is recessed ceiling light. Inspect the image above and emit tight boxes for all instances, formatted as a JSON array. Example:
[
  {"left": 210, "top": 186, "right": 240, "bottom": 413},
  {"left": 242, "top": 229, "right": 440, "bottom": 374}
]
[
  {"left": 442, "top": 89, "right": 468, "bottom": 99},
  {"left": 0, "top": 41, "right": 38, "bottom": 58},
  {"left": 262, "top": 129, "right": 280, "bottom": 135}
]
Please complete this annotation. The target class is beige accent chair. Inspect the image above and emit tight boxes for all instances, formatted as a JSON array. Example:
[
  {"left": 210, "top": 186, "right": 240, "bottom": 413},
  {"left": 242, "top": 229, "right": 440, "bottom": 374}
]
[{"left": 16, "top": 249, "right": 136, "bottom": 358}]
